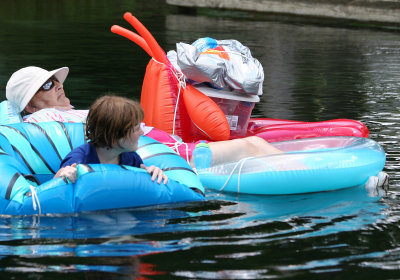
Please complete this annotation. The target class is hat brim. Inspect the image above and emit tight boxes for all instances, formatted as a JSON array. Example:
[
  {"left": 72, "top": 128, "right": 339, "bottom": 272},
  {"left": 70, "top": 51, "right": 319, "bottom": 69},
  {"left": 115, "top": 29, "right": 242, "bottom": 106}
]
[{"left": 20, "top": 66, "right": 69, "bottom": 112}]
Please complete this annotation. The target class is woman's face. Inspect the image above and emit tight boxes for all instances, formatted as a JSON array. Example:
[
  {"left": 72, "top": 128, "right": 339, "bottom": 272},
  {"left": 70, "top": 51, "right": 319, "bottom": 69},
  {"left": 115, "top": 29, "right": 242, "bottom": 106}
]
[
  {"left": 118, "top": 123, "right": 144, "bottom": 152},
  {"left": 26, "top": 77, "right": 71, "bottom": 113}
]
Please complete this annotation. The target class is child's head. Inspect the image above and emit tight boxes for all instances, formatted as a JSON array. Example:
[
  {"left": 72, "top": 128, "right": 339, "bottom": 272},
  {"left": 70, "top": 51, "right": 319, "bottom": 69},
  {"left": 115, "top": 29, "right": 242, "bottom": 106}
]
[{"left": 86, "top": 95, "right": 144, "bottom": 148}]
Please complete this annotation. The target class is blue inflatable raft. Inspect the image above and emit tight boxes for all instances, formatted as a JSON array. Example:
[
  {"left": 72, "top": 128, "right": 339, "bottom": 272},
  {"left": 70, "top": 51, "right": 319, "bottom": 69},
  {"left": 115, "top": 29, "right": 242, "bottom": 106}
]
[
  {"left": 197, "top": 136, "right": 386, "bottom": 195},
  {"left": 0, "top": 122, "right": 204, "bottom": 215}
]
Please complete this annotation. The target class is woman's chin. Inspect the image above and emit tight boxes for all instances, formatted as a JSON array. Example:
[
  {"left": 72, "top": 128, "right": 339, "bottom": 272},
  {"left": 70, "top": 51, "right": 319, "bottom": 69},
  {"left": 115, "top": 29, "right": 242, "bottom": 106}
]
[{"left": 51, "top": 104, "right": 72, "bottom": 110}]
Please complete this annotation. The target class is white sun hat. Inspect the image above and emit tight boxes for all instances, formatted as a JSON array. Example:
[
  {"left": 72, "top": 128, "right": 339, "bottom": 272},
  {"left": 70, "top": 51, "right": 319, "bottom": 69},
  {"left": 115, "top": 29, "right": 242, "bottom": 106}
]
[{"left": 6, "top": 66, "right": 69, "bottom": 113}]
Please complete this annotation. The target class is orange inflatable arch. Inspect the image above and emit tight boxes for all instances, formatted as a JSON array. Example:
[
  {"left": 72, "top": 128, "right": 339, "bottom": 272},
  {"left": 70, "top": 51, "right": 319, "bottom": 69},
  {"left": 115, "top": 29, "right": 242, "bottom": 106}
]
[{"left": 111, "top": 12, "right": 230, "bottom": 141}]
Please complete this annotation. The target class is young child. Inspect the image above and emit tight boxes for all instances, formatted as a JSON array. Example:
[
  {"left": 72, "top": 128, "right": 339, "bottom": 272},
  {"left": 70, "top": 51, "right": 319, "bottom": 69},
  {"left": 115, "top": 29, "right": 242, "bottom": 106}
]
[{"left": 55, "top": 95, "right": 168, "bottom": 184}]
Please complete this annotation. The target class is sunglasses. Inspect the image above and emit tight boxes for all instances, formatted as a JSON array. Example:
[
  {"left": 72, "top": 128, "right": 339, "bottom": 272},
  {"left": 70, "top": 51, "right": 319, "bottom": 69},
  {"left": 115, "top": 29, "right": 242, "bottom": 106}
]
[{"left": 40, "top": 76, "right": 59, "bottom": 91}]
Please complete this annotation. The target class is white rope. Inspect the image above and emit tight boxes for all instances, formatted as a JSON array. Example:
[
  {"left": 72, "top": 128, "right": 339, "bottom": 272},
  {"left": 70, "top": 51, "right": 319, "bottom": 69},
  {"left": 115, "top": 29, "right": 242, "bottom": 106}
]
[
  {"left": 151, "top": 58, "right": 186, "bottom": 135},
  {"left": 236, "top": 157, "right": 251, "bottom": 193},
  {"left": 171, "top": 69, "right": 186, "bottom": 135},
  {"left": 165, "top": 141, "right": 191, "bottom": 163},
  {"left": 29, "top": 185, "right": 41, "bottom": 215},
  {"left": 219, "top": 157, "right": 253, "bottom": 193}
]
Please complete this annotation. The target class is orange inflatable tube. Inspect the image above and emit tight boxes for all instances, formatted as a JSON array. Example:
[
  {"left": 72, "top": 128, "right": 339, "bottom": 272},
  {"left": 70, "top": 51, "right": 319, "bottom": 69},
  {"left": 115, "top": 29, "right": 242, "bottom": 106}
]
[
  {"left": 140, "top": 59, "right": 190, "bottom": 138},
  {"left": 122, "top": 12, "right": 168, "bottom": 65},
  {"left": 183, "top": 85, "right": 230, "bottom": 140},
  {"left": 110, "top": 25, "right": 153, "bottom": 57}
]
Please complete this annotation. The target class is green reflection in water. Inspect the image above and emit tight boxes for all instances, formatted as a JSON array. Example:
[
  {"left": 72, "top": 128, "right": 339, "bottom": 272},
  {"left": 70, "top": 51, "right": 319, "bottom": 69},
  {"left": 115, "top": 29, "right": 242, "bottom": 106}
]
[{"left": 0, "top": 0, "right": 173, "bottom": 108}]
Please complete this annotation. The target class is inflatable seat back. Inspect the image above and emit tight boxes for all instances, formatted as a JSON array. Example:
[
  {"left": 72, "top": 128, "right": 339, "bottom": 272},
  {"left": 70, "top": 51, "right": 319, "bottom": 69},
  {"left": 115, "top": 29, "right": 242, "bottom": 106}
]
[
  {"left": 0, "top": 122, "right": 86, "bottom": 183},
  {"left": 0, "top": 122, "right": 84, "bottom": 213}
]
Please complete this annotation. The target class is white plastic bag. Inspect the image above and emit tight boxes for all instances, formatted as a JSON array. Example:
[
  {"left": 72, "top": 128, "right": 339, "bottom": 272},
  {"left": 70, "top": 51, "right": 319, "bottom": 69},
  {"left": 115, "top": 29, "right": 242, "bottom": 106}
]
[{"left": 167, "top": 37, "right": 264, "bottom": 95}]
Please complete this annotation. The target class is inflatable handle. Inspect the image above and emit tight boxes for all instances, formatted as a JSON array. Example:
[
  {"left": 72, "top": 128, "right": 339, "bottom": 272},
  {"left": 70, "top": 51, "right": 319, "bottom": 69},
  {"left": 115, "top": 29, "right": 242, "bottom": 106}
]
[
  {"left": 123, "top": 12, "right": 168, "bottom": 64},
  {"left": 182, "top": 85, "right": 230, "bottom": 141},
  {"left": 111, "top": 25, "right": 154, "bottom": 57}
]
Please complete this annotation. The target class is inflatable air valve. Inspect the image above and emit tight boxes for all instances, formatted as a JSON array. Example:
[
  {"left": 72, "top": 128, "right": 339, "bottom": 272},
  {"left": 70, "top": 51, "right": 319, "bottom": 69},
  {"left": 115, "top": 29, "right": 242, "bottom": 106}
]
[{"left": 193, "top": 141, "right": 212, "bottom": 170}]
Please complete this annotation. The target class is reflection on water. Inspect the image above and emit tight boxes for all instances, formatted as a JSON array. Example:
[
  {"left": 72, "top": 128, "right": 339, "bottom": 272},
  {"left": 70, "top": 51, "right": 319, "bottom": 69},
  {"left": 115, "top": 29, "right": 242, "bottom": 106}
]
[
  {"left": 0, "top": 187, "right": 389, "bottom": 278},
  {"left": 0, "top": 0, "right": 400, "bottom": 278}
]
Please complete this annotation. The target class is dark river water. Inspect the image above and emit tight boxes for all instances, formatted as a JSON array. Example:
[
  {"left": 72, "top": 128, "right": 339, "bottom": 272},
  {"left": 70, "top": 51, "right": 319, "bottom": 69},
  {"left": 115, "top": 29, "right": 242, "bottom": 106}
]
[{"left": 1, "top": 0, "right": 400, "bottom": 279}]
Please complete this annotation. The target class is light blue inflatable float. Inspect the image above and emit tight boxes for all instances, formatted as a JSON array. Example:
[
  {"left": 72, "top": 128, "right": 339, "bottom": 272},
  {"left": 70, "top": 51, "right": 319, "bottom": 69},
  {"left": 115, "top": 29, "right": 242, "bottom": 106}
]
[
  {"left": 0, "top": 101, "right": 387, "bottom": 205},
  {"left": 197, "top": 136, "right": 386, "bottom": 195},
  {"left": 0, "top": 122, "right": 204, "bottom": 215}
]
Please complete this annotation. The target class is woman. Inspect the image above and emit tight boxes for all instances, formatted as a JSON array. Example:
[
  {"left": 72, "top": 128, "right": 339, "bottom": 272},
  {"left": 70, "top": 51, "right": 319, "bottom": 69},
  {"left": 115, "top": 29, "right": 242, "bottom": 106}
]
[
  {"left": 7, "top": 66, "right": 283, "bottom": 167},
  {"left": 6, "top": 66, "right": 87, "bottom": 122},
  {"left": 55, "top": 95, "right": 168, "bottom": 184}
]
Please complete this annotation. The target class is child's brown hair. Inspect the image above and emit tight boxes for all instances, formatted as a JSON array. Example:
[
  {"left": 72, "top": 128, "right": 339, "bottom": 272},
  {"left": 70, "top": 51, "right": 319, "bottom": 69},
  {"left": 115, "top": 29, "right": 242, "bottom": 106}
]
[{"left": 86, "top": 95, "right": 144, "bottom": 148}]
